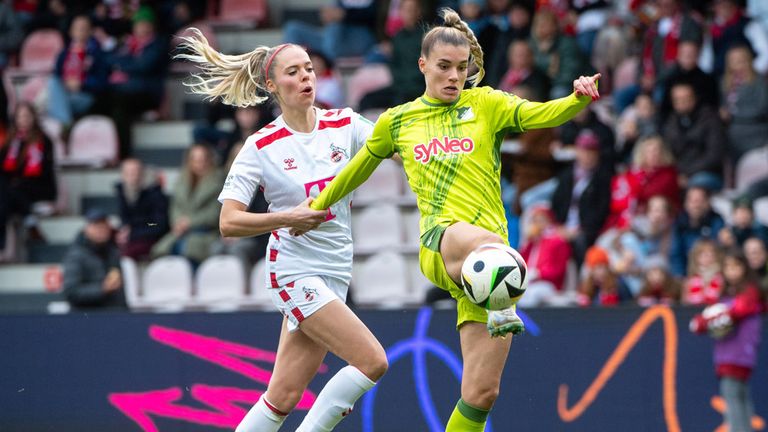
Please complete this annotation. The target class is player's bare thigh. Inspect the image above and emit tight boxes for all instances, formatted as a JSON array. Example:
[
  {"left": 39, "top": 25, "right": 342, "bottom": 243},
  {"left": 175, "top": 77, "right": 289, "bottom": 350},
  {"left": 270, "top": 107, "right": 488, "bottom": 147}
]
[
  {"left": 299, "top": 299, "right": 388, "bottom": 382},
  {"left": 440, "top": 222, "right": 505, "bottom": 285}
]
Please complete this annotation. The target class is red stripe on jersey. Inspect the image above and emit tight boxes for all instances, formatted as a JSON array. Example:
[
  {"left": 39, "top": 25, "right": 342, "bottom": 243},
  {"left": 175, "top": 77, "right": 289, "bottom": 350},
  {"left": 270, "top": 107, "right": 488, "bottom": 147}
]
[
  {"left": 279, "top": 289, "right": 290, "bottom": 302},
  {"left": 269, "top": 249, "right": 278, "bottom": 262},
  {"left": 263, "top": 399, "right": 288, "bottom": 417},
  {"left": 270, "top": 272, "right": 279, "bottom": 288},
  {"left": 318, "top": 117, "right": 351, "bottom": 130},
  {"left": 286, "top": 281, "right": 295, "bottom": 288},
  {"left": 290, "top": 307, "right": 305, "bottom": 322},
  {"left": 272, "top": 231, "right": 280, "bottom": 241},
  {"left": 263, "top": 123, "right": 276, "bottom": 129},
  {"left": 255, "top": 127, "right": 292, "bottom": 150}
]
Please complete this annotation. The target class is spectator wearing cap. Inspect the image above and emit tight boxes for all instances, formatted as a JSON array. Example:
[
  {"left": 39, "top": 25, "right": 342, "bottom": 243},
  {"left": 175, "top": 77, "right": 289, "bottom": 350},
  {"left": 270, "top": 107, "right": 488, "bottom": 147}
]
[
  {"left": 718, "top": 196, "right": 768, "bottom": 250},
  {"left": 662, "top": 81, "right": 727, "bottom": 192},
  {"left": 578, "top": 245, "right": 629, "bottom": 306},
  {"left": 107, "top": 5, "right": 168, "bottom": 158},
  {"left": 62, "top": 208, "right": 126, "bottom": 309},
  {"left": 550, "top": 128, "right": 612, "bottom": 266},
  {"left": 516, "top": 205, "right": 572, "bottom": 307},
  {"left": 636, "top": 254, "right": 681, "bottom": 306},
  {"left": 670, "top": 186, "right": 726, "bottom": 277},
  {"left": 557, "top": 107, "right": 616, "bottom": 174}
]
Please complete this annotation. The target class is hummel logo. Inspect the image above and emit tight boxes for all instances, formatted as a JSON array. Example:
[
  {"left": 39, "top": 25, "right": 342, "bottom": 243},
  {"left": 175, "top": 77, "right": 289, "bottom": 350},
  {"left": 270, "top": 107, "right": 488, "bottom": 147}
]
[{"left": 283, "top": 158, "right": 297, "bottom": 170}]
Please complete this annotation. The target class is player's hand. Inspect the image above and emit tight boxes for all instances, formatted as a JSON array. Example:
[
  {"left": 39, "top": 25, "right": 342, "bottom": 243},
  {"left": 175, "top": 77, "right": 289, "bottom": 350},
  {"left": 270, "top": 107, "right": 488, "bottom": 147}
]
[
  {"left": 287, "top": 198, "right": 326, "bottom": 235},
  {"left": 573, "top": 73, "right": 601, "bottom": 101}
]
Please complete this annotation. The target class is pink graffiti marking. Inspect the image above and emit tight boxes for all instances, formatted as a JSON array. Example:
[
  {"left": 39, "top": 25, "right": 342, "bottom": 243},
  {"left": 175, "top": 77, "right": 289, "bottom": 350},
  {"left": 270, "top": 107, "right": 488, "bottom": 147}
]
[{"left": 109, "top": 325, "right": 327, "bottom": 431}]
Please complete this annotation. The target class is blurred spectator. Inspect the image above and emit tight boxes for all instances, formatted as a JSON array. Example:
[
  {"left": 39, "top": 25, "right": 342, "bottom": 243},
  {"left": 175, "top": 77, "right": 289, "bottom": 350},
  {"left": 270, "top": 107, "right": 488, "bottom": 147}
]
[
  {"left": 720, "top": 44, "right": 768, "bottom": 165},
  {"left": 193, "top": 105, "right": 268, "bottom": 165},
  {"left": 718, "top": 196, "right": 768, "bottom": 250},
  {"left": 577, "top": 245, "right": 629, "bottom": 306},
  {"left": 636, "top": 254, "right": 681, "bottom": 306},
  {"left": 689, "top": 250, "right": 764, "bottom": 432},
  {"left": 0, "top": 1, "right": 23, "bottom": 69},
  {"left": 498, "top": 40, "right": 551, "bottom": 99},
  {"left": 516, "top": 205, "right": 571, "bottom": 307},
  {"left": 358, "top": 0, "right": 424, "bottom": 112},
  {"left": 459, "top": 0, "right": 486, "bottom": 34},
  {"left": 46, "top": 15, "right": 109, "bottom": 129},
  {"left": 151, "top": 144, "right": 223, "bottom": 266},
  {"left": 616, "top": 93, "right": 659, "bottom": 164},
  {"left": 570, "top": 0, "right": 611, "bottom": 58},
  {"left": 0, "top": 102, "right": 56, "bottom": 251},
  {"left": 558, "top": 107, "right": 616, "bottom": 174},
  {"left": 282, "top": 0, "right": 378, "bottom": 61},
  {"left": 475, "top": 0, "right": 512, "bottom": 65},
  {"left": 62, "top": 208, "right": 126, "bottom": 310},
  {"left": 706, "top": 0, "right": 768, "bottom": 79},
  {"left": 635, "top": 194, "right": 676, "bottom": 258},
  {"left": 670, "top": 186, "right": 725, "bottom": 276},
  {"left": 529, "top": 8, "right": 589, "bottom": 98},
  {"left": 657, "top": 41, "right": 719, "bottom": 120},
  {"left": 662, "top": 82, "right": 727, "bottom": 191},
  {"left": 107, "top": 6, "right": 168, "bottom": 158},
  {"left": 589, "top": 15, "right": 632, "bottom": 95},
  {"left": 743, "top": 236, "right": 768, "bottom": 288},
  {"left": 309, "top": 50, "right": 344, "bottom": 109},
  {"left": 90, "top": 0, "right": 137, "bottom": 48},
  {"left": 115, "top": 158, "right": 169, "bottom": 261},
  {"left": 209, "top": 143, "right": 269, "bottom": 271},
  {"left": 682, "top": 238, "right": 724, "bottom": 305},
  {"left": 484, "top": 1, "right": 533, "bottom": 87},
  {"left": 25, "top": 0, "right": 71, "bottom": 35},
  {"left": 550, "top": 129, "right": 612, "bottom": 265},
  {"left": 604, "top": 135, "right": 680, "bottom": 230},
  {"left": 595, "top": 226, "right": 646, "bottom": 297}
]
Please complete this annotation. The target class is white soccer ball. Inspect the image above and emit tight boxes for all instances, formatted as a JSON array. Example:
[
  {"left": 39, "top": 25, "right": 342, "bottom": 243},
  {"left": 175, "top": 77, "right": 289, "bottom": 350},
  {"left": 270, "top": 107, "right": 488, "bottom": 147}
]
[{"left": 461, "top": 243, "right": 527, "bottom": 310}]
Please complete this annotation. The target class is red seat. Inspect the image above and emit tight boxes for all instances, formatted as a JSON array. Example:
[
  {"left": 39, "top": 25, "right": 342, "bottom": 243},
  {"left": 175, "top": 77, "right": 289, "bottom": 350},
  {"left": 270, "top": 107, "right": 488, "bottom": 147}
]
[
  {"left": 65, "top": 115, "right": 119, "bottom": 167},
  {"left": 214, "top": 0, "right": 268, "bottom": 28},
  {"left": 20, "top": 29, "right": 64, "bottom": 72}
]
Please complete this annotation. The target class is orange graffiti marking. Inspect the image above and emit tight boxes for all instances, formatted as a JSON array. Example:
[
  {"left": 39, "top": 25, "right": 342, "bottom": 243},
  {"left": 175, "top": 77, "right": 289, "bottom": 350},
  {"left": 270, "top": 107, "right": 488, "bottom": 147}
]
[
  {"left": 711, "top": 396, "right": 765, "bottom": 432},
  {"left": 557, "top": 305, "right": 681, "bottom": 432}
]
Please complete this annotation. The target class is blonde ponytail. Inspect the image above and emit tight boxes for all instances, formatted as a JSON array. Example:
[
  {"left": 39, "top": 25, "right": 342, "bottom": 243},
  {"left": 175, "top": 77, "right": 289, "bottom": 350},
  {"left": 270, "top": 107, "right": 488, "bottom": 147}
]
[
  {"left": 421, "top": 8, "right": 485, "bottom": 87},
  {"left": 176, "top": 28, "right": 288, "bottom": 107}
]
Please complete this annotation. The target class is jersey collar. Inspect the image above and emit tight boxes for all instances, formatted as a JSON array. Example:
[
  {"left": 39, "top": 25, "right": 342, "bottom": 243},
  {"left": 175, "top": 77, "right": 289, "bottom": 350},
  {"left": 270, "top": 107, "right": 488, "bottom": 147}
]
[{"left": 420, "top": 92, "right": 461, "bottom": 107}]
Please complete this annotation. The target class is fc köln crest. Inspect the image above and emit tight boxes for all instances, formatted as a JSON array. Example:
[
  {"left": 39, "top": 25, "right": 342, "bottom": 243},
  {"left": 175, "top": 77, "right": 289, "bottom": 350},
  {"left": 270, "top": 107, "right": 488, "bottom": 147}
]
[{"left": 330, "top": 143, "right": 348, "bottom": 162}]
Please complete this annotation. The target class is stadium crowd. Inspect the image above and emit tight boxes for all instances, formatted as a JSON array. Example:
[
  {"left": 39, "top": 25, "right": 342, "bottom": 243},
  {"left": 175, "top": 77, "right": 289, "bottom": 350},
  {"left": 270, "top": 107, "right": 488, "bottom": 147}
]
[{"left": 0, "top": 0, "right": 767, "bottom": 310}]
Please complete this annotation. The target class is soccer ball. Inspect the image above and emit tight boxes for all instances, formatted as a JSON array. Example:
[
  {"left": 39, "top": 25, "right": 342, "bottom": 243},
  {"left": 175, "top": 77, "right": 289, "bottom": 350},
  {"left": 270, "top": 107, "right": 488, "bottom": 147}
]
[
  {"left": 702, "top": 303, "right": 733, "bottom": 339},
  {"left": 461, "top": 243, "right": 527, "bottom": 310}
]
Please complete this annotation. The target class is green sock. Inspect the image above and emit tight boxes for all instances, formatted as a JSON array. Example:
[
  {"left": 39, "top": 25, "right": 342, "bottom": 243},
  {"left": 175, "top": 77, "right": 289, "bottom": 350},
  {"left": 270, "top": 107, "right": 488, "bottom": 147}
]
[{"left": 445, "top": 399, "right": 489, "bottom": 432}]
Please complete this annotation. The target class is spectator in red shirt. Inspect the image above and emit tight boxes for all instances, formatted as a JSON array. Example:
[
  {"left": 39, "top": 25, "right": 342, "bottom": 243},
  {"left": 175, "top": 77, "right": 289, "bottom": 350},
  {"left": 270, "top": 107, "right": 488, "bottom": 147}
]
[{"left": 682, "top": 238, "right": 724, "bottom": 305}]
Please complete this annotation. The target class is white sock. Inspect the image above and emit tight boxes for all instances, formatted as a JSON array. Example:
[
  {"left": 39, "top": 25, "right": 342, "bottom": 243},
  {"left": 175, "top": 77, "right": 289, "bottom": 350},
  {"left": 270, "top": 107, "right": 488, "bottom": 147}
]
[
  {"left": 295, "top": 366, "right": 377, "bottom": 432},
  {"left": 236, "top": 396, "right": 287, "bottom": 432}
]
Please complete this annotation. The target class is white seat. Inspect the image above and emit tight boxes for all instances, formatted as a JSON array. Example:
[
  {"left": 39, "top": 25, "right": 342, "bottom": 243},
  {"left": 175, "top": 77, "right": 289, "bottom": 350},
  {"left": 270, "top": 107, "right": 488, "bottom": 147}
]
[
  {"left": 352, "top": 251, "right": 410, "bottom": 307},
  {"left": 406, "top": 254, "right": 431, "bottom": 302},
  {"left": 120, "top": 256, "right": 142, "bottom": 309},
  {"left": 345, "top": 63, "right": 392, "bottom": 109},
  {"left": 141, "top": 256, "right": 193, "bottom": 311},
  {"left": 65, "top": 115, "right": 119, "bottom": 167},
  {"left": 354, "top": 159, "right": 402, "bottom": 204},
  {"left": 352, "top": 203, "right": 403, "bottom": 253},
  {"left": 248, "top": 259, "right": 272, "bottom": 308},
  {"left": 403, "top": 208, "right": 421, "bottom": 246},
  {"left": 736, "top": 146, "right": 768, "bottom": 192},
  {"left": 195, "top": 255, "right": 247, "bottom": 311},
  {"left": 755, "top": 197, "right": 768, "bottom": 226}
]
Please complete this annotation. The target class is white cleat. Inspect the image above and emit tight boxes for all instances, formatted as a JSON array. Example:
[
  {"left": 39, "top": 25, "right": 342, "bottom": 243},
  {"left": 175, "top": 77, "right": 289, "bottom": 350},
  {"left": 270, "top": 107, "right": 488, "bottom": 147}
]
[{"left": 487, "top": 305, "right": 525, "bottom": 338}]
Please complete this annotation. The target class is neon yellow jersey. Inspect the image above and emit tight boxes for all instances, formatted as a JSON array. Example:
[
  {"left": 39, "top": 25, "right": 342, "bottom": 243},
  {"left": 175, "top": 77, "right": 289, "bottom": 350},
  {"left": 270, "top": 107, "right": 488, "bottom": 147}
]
[{"left": 312, "top": 86, "right": 591, "bottom": 240}]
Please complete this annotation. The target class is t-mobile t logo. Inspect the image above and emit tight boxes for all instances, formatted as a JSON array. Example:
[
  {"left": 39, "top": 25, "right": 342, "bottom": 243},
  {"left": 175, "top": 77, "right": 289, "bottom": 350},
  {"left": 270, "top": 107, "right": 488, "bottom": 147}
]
[{"left": 304, "top": 176, "right": 337, "bottom": 221}]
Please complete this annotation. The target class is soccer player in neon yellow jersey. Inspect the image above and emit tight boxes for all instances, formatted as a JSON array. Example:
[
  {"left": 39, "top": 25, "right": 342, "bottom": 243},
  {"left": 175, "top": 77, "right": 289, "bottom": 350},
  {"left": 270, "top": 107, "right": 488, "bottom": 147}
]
[{"left": 302, "top": 8, "right": 600, "bottom": 432}]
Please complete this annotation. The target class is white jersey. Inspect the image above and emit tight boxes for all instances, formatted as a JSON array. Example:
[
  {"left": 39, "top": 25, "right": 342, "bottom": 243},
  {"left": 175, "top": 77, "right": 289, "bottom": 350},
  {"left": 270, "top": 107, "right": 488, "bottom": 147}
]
[{"left": 218, "top": 107, "right": 373, "bottom": 287}]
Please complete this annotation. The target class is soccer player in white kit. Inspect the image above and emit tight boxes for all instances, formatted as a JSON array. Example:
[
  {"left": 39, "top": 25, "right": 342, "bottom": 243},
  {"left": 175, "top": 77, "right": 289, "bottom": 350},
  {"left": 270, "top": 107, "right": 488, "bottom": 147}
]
[{"left": 177, "top": 30, "right": 388, "bottom": 432}]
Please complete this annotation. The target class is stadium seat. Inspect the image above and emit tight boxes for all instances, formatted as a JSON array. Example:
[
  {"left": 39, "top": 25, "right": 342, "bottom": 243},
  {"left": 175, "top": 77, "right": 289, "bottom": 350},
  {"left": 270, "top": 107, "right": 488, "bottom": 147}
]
[
  {"left": 735, "top": 145, "right": 768, "bottom": 192},
  {"left": 248, "top": 259, "right": 272, "bottom": 308},
  {"left": 19, "top": 29, "right": 64, "bottom": 72},
  {"left": 353, "top": 251, "right": 411, "bottom": 307},
  {"left": 195, "top": 255, "right": 247, "bottom": 311},
  {"left": 345, "top": 64, "right": 392, "bottom": 109},
  {"left": 402, "top": 208, "right": 421, "bottom": 247},
  {"left": 213, "top": 0, "right": 269, "bottom": 28},
  {"left": 755, "top": 197, "right": 768, "bottom": 226},
  {"left": 141, "top": 256, "right": 193, "bottom": 311},
  {"left": 354, "top": 158, "right": 402, "bottom": 204},
  {"left": 352, "top": 203, "right": 403, "bottom": 253},
  {"left": 66, "top": 115, "right": 119, "bottom": 167},
  {"left": 406, "top": 254, "right": 432, "bottom": 301},
  {"left": 120, "top": 256, "right": 142, "bottom": 309}
]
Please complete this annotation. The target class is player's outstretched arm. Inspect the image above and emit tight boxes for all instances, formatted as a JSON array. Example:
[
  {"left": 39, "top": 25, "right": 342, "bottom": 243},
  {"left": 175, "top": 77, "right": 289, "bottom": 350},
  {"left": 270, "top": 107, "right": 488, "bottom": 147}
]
[
  {"left": 517, "top": 73, "right": 600, "bottom": 131},
  {"left": 220, "top": 198, "right": 326, "bottom": 238}
]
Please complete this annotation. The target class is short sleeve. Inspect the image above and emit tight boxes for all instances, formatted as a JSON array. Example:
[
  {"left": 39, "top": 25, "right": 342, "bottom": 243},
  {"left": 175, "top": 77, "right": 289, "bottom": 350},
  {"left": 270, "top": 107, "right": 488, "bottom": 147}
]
[
  {"left": 478, "top": 86, "right": 528, "bottom": 133},
  {"left": 218, "top": 140, "right": 262, "bottom": 206},
  {"left": 350, "top": 110, "right": 375, "bottom": 155}
]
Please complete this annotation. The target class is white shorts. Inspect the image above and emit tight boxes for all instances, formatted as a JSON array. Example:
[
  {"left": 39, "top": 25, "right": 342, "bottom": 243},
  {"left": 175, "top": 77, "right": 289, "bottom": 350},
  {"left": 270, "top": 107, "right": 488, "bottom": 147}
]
[{"left": 269, "top": 275, "right": 348, "bottom": 332}]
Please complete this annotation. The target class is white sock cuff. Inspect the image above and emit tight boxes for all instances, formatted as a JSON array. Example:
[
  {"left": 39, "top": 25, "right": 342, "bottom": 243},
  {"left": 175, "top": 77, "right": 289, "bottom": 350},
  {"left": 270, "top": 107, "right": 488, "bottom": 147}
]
[
  {"left": 258, "top": 396, "right": 288, "bottom": 422},
  {"left": 342, "top": 365, "right": 377, "bottom": 391}
]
